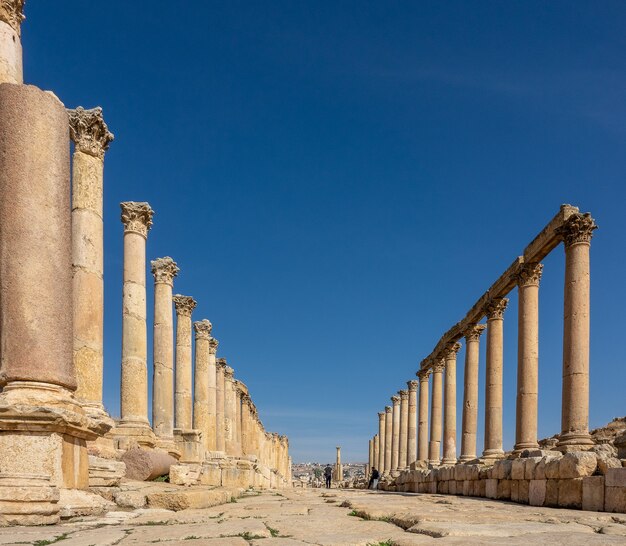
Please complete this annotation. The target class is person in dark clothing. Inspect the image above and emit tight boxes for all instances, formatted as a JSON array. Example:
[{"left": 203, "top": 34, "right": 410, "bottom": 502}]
[
  {"left": 368, "top": 467, "right": 380, "bottom": 490},
  {"left": 323, "top": 465, "right": 333, "bottom": 488}
]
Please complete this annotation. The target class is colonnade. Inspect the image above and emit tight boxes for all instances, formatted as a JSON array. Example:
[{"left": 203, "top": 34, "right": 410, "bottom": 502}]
[{"left": 368, "top": 206, "right": 597, "bottom": 474}]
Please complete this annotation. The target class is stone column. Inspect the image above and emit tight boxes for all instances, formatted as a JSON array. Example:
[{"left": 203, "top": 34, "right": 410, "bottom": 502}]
[
  {"left": 368, "top": 438, "right": 374, "bottom": 476},
  {"left": 173, "top": 295, "right": 196, "bottom": 430},
  {"left": 234, "top": 380, "right": 243, "bottom": 456},
  {"left": 373, "top": 433, "right": 380, "bottom": 473},
  {"left": 335, "top": 446, "right": 343, "bottom": 481},
  {"left": 0, "top": 0, "right": 24, "bottom": 84},
  {"left": 428, "top": 361, "right": 444, "bottom": 465},
  {"left": 384, "top": 406, "right": 392, "bottom": 475},
  {"left": 514, "top": 263, "right": 543, "bottom": 453},
  {"left": 557, "top": 213, "right": 596, "bottom": 451},
  {"left": 207, "top": 337, "right": 219, "bottom": 452},
  {"left": 150, "top": 257, "right": 179, "bottom": 446},
  {"left": 193, "top": 319, "right": 213, "bottom": 452},
  {"left": 224, "top": 366, "right": 236, "bottom": 455},
  {"left": 118, "top": 202, "right": 154, "bottom": 446},
  {"left": 241, "top": 394, "right": 251, "bottom": 456},
  {"left": 483, "top": 297, "right": 508, "bottom": 459},
  {"left": 442, "top": 342, "right": 460, "bottom": 465},
  {"left": 391, "top": 395, "right": 401, "bottom": 472},
  {"left": 399, "top": 390, "right": 409, "bottom": 470},
  {"left": 417, "top": 370, "right": 430, "bottom": 462},
  {"left": 377, "top": 412, "right": 385, "bottom": 472},
  {"left": 69, "top": 107, "right": 114, "bottom": 432},
  {"left": 407, "top": 380, "right": 418, "bottom": 467},
  {"left": 0, "top": 83, "right": 96, "bottom": 523},
  {"left": 215, "top": 359, "right": 226, "bottom": 453},
  {"left": 459, "top": 324, "right": 485, "bottom": 462}
]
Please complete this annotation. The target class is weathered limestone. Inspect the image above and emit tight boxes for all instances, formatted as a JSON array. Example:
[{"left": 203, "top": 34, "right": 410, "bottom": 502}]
[
  {"left": 173, "top": 295, "right": 196, "bottom": 430},
  {"left": 460, "top": 324, "right": 485, "bottom": 462},
  {"left": 399, "top": 390, "right": 409, "bottom": 470},
  {"left": 442, "top": 342, "right": 460, "bottom": 465},
  {"left": 557, "top": 213, "right": 596, "bottom": 451},
  {"left": 151, "top": 257, "right": 179, "bottom": 450},
  {"left": 377, "top": 412, "right": 385, "bottom": 472},
  {"left": 207, "top": 337, "right": 219, "bottom": 452},
  {"left": 0, "top": 0, "right": 24, "bottom": 84},
  {"left": 234, "top": 380, "right": 244, "bottom": 456},
  {"left": 391, "top": 395, "right": 401, "bottom": 473},
  {"left": 514, "top": 262, "right": 543, "bottom": 453},
  {"left": 0, "top": 83, "right": 96, "bottom": 524},
  {"left": 368, "top": 438, "right": 374, "bottom": 477},
  {"left": 429, "top": 361, "right": 444, "bottom": 465},
  {"left": 224, "top": 366, "right": 236, "bottom": 455},
  {"left": 69, "top": 107, "right": 114, "bottom": 435},
  {"left": 121, "top": 448, "right": 176, "bottom": 481},
  {"left": 117, "top": 202, "right": 155, "bottom": 447},
  {"left": 483, "top": 297, "right": 508, "bottom": 459},
  {"left": 407, "top": 380, "right": 418, "bottom": 467},
  {"left": 215, "top": 359, "right": 226, "bottom": 453},
  {"left": 384, "top": 406, "right": 392, "bottom": 475},
  {"left": 193, "top": 320, "right": 213, "bottom": 452},
  {"left": 373, "top": 433, "right": 380, "bottom": 474},
  {"left": 335, "top": 446, "right": 343, "bottom": 481},
  {"left": 417, "top": 369, "right": 430, "bottom": 462}
]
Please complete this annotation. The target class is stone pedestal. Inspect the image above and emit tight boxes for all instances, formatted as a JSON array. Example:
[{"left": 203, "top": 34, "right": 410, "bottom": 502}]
[
  {"left": 174, "top": 429, "right": 204, "bottom": 464},
  {"left": 429, "top": 362, "right": 444, "bottom": 465},
  {"left": 417, "top": 370, "right": 430, "bottom": 462},
  {"left": 0, "top": 1, "right": 24, "bottom": 85},
  {"left": 460, "top": 324, "right": 485, "bottom": 462},
  {"left": 442, "top": 343, "right": 460, "bottom": 465}
]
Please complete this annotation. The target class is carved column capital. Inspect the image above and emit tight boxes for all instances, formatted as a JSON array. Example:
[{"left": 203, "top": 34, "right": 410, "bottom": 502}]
[
  {"left": 399, "top": 389, "right": 408, "bottom": 401},
  {"left": 151, "top": 257, "right": 179, "bottom": 285},
  {"left": 391, "top": 395, "right": 400, "bottom": 405},
  {"left": 557, "top": 212, "right": 597, "bottom": 247},
  {"left": 216, "top": 357, "right": 227, "bottom": 369},
  {"left": 516, "top": 262, "right": 543, "bottom": 287},
  {"left": 68, "top": 106, "right": 114, "bottom": 159},
  {"left": 385, "top": 405, "right": 392, "bottom": 414},
  {"left": 464, "top": 323, "right": 486, "bottom": 342},
  {"left": 485, "top": 297, "right": 509, "bottom": 320},
  {"left": 0, "top": 0, "right": 25, "bottom": 35},
  {"left": 224, "top": 366, "right": 234, "bottom": 380},
  {"left": 417, "top": 369, "right": 431, "bottom": 381},
  {"left": 173, "top": 294, "right": 197, "bottom": 317},
  {"left": 209, "top": 337, "right": 219, "bottom": 354},
  {"left": 407, "top": 379, "right": 418, "bottom": 391},
  {"left": 193, "top": 319, "right": 212, "bottom": 340},
  {"left": 432, "top": 358, "right": 445, "bottom": 373},
  {"left": 120, "top": 202, "right": 153, "bottom": 238},
  {"left": 444, "top": 342, "right": 461, "bottom": 359},
  {"left": 378, "top": 412, "right": 385, "bottom": 419}
]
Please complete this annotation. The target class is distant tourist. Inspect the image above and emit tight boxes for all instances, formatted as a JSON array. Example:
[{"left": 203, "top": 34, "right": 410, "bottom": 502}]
[
  {"left": 324, "top": 465, "right": 333, "bottom": 488},
  {"left": 368, "top": 467, "right": 380, "bottom": 490}
]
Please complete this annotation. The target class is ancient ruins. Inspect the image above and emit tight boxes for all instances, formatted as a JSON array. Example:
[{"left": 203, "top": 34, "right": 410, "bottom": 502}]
[
  {"left": 0, "top": 2, "right": 290, "bottom": 526},
  {"left": 365, "top": 204, "right": 626, "bottom": 513}
]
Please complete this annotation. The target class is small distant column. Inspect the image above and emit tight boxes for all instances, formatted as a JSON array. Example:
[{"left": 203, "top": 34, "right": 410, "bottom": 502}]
[
  {"left": 368, "top": 438, "right": 374, "bottom": 476},
  {"left": 459, "top": 324, "right": 485, "bottom": 462},
  {"left": 0, "top": 0, "right": 25, "bottom": 84},
  {"left": 442, "top": 342, "right": 460, "bottom": 465},
  {"left": 483, "top": 297, "right": 508, "bottom": 459},
  {"left": 193, "top": 319, "right": 213, "bottom": 451},
  {"left": 215, "top": 359, "right": 226, "bottom": 453},
  {"left": 377, "top": 412, "right": 385, "bottom": 472},
  {"left": 391, "top": 395, "right": 401, "bottom": 472},
  {"left": 398, "top": 390, "right": 409, "bottom": 470},
  {"left": 373, "top": 433, "right": 380, "bottom": 473},
  {"left": 335, "top": 446, "right": 343, "bottom": 481},
  {"left": 173, "top": 295, "right": 197, "bottom": 430},
  {"left": 207, "top": 336, "right": 219, "bottom": 451},
  {"left": 557, "top": 213, "right": 596, "bottom": 451},
  {"left": 224, "top": 366, "right": 236, "bottom": 455},
  {"left": 384, "top": 406, "right": 392, "bottom": 475},
  {"left": 407, "top": 380, "right": 418, "bottom": 467},
  {"left": 417, "top": 369, "right": 430, "bottom": 462},
  {"left": 428, "top": 360, "right": 444, "bottom": 465}
]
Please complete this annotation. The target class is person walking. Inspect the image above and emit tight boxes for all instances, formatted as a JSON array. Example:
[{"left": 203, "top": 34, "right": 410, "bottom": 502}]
[
  {"left": 368, "top": 467, "right": 380, "bottom": 490},
  {"left": 323, "top": 464, "right": 332, "bottom": 488}
]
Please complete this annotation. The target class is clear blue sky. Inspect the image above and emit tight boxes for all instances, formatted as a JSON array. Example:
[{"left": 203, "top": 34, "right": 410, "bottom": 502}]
[{"left": 24, "top": 1, "right": 625, "bottom": 463}]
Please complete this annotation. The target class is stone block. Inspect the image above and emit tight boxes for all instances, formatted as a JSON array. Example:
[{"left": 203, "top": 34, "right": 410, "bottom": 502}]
[
  {"left": 529, "top": 479, "right": 546, "bottom": 506},
  {"left": 477, "top": 479, "right": 486, "bottom": 497},
  {"left": 519, "top": 479, "right": 529, "bottom": 504},
  {"left": 558, "top": 478, "right": 582, "bottom": 509},
  {"left": 440, "top": 480, "right": 449, "bottom": 494},
  {"left": 545, "top": 479, "right": 559, "bottom": 507},
  {"left": 456, "top": 480, "right": 463, "bottom": 494},
  {"left": 605, "top": 486, "right": 626, "bottom": 513},
  {"left": 605, "top": 467, "right": 626, "bottom": 488},
  {"left": 479, "top": 466, "right": 491, "bottom": 480},
  {"left": 486, "top": 478, "right": 498, "bottom": 499},
  {"left": 463, "top": 480, "right": 471, "bottom": 496},
  {"left": 58, "top": 489, "right": 114, "bottom": 519},
  {"left": 88, "top": 456, "right": 126, "bottom": 487},
  {"left": 429, "top": 481, "right": 437, "bottom": 494},
  {"left": 114, "top": 490, "right": 147, "bottom": 509},
  {"left": 545, "top": 458, "right": 561, "bottom": 479},
  {"left": 467, "top": 464, "right": 480, "bottom": 480},
  {"left": 494, "top": 460, "right": 513, "bottom": 480},
  {"left": 525, "top": 457, "right": 542, "bottom": 480},
  {"left": 510, "top": 480, "right": 520, "bottom": 502},
  {"left": 511, "top": 459, "right": 526, "bottom": 480},
  {"left": 582, "top": 475, "right": 604, "bottom": 511},
  {"left": 559, "top": 452, "right": 597, "bottom": 479},
  {"left": 496, "top": 479, "right": 511, "bottom": 500},
  {"left": 597, "top": 454, "right": 622, "bottom": 475}
]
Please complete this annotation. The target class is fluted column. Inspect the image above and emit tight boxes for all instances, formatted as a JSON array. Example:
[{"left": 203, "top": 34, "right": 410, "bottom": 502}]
[
  {"left": 460, "top": 324, "right": 485, "bottom": 462},
  {"left": 224, "top": 366, "right": 236, "bottom": 455},
  {"left": 429, "top": 360, "right": 444, "bottom": 465},
  {"left": 377, "top": 412, "right": 385, "bottom": 472},
  {"left": 384, "top": 406, "right": 392, "bottom": 475},
  {"left": 417, "top": 370, "right": 430, "bottom": 462},
  {"left": 207, "top": 337, "right": 219, "bottom": 451},
  {"left": 151, "top": 257, "right": 179, "bottom": 442},
  {"left": 193, "top": 319, "right": 213, "bottom": 451},
  {"left": 69, "top": 107, "right": 114, "bottom": 429},
  {"left": 557, "top": 213, "right": 596, "bottom": 450},
  {"left": 514, "top": 263, "right": 543, "bottom": 453},
  {"left": 407, "top": 380, "right": 418, "bottom": 467},
  {"left": 442, "top": 343, "right": 460, "bottom": 465},
  {"left": 391, "top": 395, "right": 401, "bottom": 472},
  {"left": 0, "top": 0, "right": 24, "bottom": 84},
  {"left": 215, "top": 358, "right": 226, "bottom": 452},
  {"left": 483, "top": 297, "right": 508, "bottom": 459},
  {"left": 119, "top": 202, "right": 154, "bottom": 439},
  {"left": 399, "top": 390, "right": 409, "bottom": 470},
  {"left": 173, "top": 295, "right": 196, "bottom": 430}
]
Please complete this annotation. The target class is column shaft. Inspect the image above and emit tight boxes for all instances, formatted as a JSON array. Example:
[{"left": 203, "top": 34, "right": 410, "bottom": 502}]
[
  {"left": 193, "top": 320, "right": 212, "bottom": 451},
  {"left": 399, "top": 390, "right": 409, "bottom": 470},
  {"left": 207, "top": 338, "right": 218, "bottom": 451},
  {"left": 407, "top": 380, "right": 418, "bottom": 467},
  {"left": 174, "top": 295, "right": 196, "bottom": 430},
  {"left": 377, "top": 412, "right": 385, "bottom": 472},
  {"left": 0, "top": 1, "right": 24, "bottom": 84},
  {"left": 428, "top": 363, "right": 444, "bottom": 464},
  {"left": 384, "top": 406, "right": 392, "bottom": 474},
  {"left": 373, "top": 433, "right": 380, "bottom": 472},
  {"left": 442, "top": 343, "right": 460, "bottom": 465},
  {"left": 391, "top": 396, "right": 400, "bottom": 472},
  {"left": 215, "top": 360, "right": 226, "bottom": 452},
  {"left": 417, "top": 371, "right": 430, "bottom": 462},
  {"left": 224, "top": 366, "right": 235, "bottom": 455},
  {"left": 460, "top": 324, "right": 485, "bottom": 461}
]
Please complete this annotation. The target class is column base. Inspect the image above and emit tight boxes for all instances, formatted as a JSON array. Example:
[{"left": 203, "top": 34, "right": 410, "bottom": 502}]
[
  {"left": 441, "top": 458, "right": 457, "bottom": 465},
  {"left": 458, "top": 455, "right": 478, "bottom": 463},
  {"left": 481, "top": 448, "right": 505, "bottom": 460},
  {"left": 174, "top": 428, "right": 204, "bottom": 463},
  {"left": 110, "top": 420, "right": 156, "bottom": 450},
  {"left": 512, "top": 441, "right": 540, "bottom": 455},
  {"left": 428, "top": 459, "right": 441, "bottom": 466},
  {"left": 556, "top": 430, "right": 594, "bottom": 452}
]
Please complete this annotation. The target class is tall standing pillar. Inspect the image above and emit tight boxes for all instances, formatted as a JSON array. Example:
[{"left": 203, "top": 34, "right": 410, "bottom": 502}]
[
  {"left": 483, "top": 297, "right": 508, "bottom": 459},
  {"left": 417, "top": 370, "right": 430, "bottom": 462},
  {"left": 391, "top": 395, "right": 401, "bottom": 472},
  {"left": 69, "top": 107, "right": 114, "bottom": 433},
  {"left": 118, "top": 202, "right": 155, "bottom": 447},
  {"left": 407, "top": 380, "right": 418, "bottom": 467},
  {"left": 193, "top": 319, "right": 213, "bottom": 452},
  {"left": 428, "top": 361, "right": 444, "bottom": 465},
  {"left": 557, "top": 213, "right": 596, "bottom": 451},
  {"left": 368, "top": 438, "right": 374, "bottom": 476},
  {"left": 215, "top": 359, "right": 226, "bottom": 453},
  {"left": 377, "top": 412, "right": 385, "bottom": 471},
  {"left": 399, "top": 390, "right": 409, "bottom": 470},
  {"left": 335, "top": 446, "right": 343, "bottom": 481},
  {"left": 173, "top": 295, "right": 197, "bottom": 430},
  {"left": 224, "top": 366, "right": 236, "bottom": 455},
  {"left": 234, "top": 380, "right": 243, "bottom": 456},
  {"left": 384, "top": 406, "right": 392, "bottom": 475},
  {"left": 459, "top": 324, "right": 485, "bottom": 462},
  {"left": 514, "top": 263, "right": 543, "bottom": 453},
  {"left": 151, "top": 257, "right": 179, "bottom": 450},
  {"left": 0, "top": 0, "right": 24, "bottom": 84},
  {"left": 373, "top": 433, "right": 380, "bottom": 473},
  {"left": 442, "top": 342, "right": 460, "bottom": 465},
  {"left": 207, "top": 337, "right": 219, "bottom": 452}
]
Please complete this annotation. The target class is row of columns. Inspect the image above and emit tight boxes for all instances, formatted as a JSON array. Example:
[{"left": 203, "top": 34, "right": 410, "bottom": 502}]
[{"left": 368, "top": 212, "right": 596, "bottom": 471}]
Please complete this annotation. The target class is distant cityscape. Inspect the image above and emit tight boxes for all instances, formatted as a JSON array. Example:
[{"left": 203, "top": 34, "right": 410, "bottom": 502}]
[{"left": 292, "top": 462, "right": 367, "bottom": 485}]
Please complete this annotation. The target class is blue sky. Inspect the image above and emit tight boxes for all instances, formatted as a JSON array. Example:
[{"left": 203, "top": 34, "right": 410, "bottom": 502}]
[{"left": 24, "top": 1, "right": 625, "bottom": 463}]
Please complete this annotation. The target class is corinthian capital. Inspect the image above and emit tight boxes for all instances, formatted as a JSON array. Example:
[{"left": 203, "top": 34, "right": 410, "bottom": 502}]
[
  {"left": 216, "top": 357, "right": 227, "bottom": 369},
  {"left": 151, "top": 257, "right": 179, "bottom": 285},
  {"left": 193, "top": 319, "right": 212, "bottom": 340},
  {"left": 432, "top": 358, "right": 445, "bottom": 373},
  {"left": 378, "top": 412, "right": 385, "bottom": 419},
  {"left": 120, "top": 202, "right": 153, "bottom": 237},
  {"left": 399, "top": 389, "right": 408, "bottom": 401},
  {"left": 224, "top": 366, "right": 234, "bottom": 379},
  {"left": 485, "top": 297, "right": 508, "bottom": 320},
  {"left": 68, "top": 107, "right": 114, "bottom": 159},
  {"left": 0, "top": 0, "right": 25, "bottom": 35},
  {"left": 391, "top": 395, "right": 400, "bottom": 405},
  {"left": 444, "top": 342, "right": 461, "bottom": 360},
  {"left": 464, "top": 323, "right": 486, "bottom": 342},
  {"left": 173, "top": 294, "right": 197, "bottom": 317},
  {"left": 417, "top": 369, "right": 431, "bottom": 381},
  {"left": 385, "top": 406, "right": 392, "bottom": 414},
  {"left": 407, "top": 379, "right": 418, "bottom": 391},
  {"left": 209, "top": 337, "right": 219, "bottom": 354},
  {"left": 517, "top": 262, "right": 543, "bottom": 287},
  {"left": 557, "top": 212, "right": 597, "bottom": 247}
]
